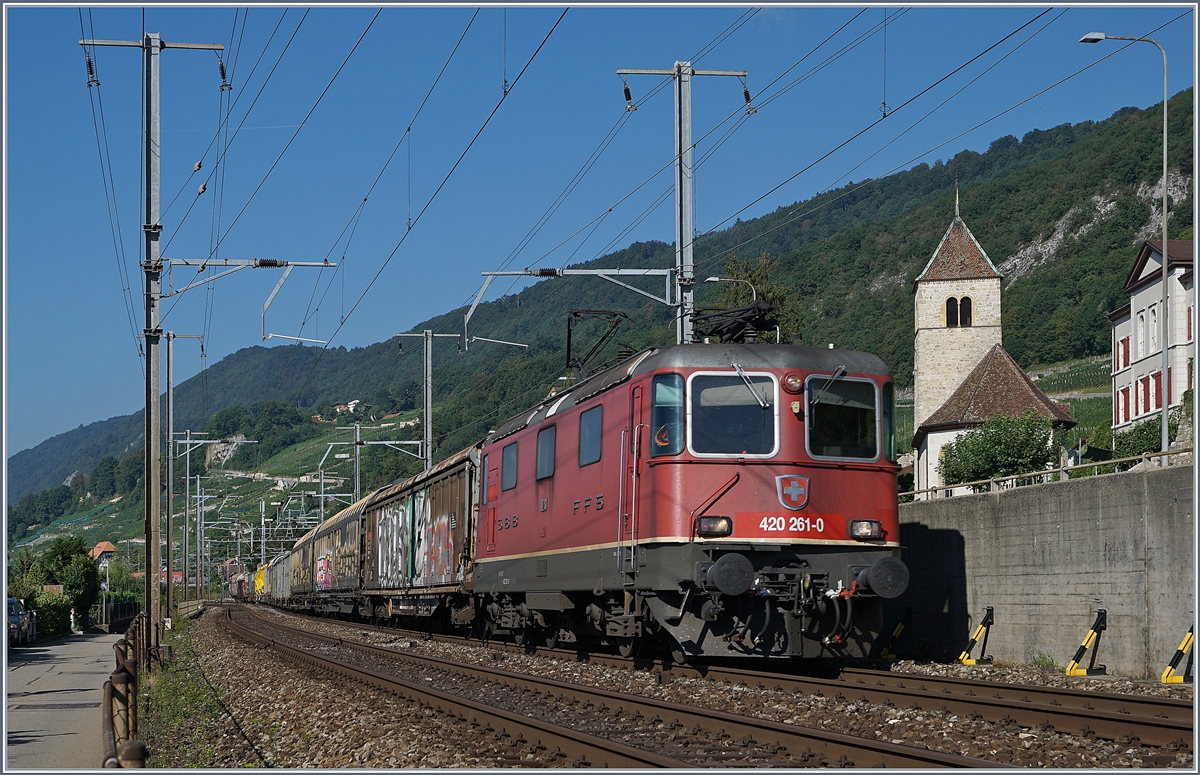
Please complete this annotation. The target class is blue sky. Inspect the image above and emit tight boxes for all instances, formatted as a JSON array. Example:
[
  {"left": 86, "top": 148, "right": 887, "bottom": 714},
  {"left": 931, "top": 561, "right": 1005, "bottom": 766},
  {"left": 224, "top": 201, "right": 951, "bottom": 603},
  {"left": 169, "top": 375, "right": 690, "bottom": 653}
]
[{"left": 3, "top": 4, "right": 1195, "bottom": 455}]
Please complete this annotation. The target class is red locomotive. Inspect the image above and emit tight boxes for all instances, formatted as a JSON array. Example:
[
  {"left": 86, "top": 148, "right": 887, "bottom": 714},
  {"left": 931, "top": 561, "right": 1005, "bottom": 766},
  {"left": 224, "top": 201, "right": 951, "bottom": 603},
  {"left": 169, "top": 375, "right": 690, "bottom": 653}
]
[
  {"left": 473, "top": 341, "right": 908, "bottom": 659},
  {"left": 276, "top": 341, "right": 909, "bottom": 662}
]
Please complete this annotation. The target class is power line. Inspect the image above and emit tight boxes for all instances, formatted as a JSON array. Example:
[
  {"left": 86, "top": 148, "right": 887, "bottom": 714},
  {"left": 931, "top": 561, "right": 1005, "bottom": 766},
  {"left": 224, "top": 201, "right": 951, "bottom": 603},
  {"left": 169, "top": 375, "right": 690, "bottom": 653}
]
[{"left": 290, "top": 9, "right": 570, "bottom": 405}]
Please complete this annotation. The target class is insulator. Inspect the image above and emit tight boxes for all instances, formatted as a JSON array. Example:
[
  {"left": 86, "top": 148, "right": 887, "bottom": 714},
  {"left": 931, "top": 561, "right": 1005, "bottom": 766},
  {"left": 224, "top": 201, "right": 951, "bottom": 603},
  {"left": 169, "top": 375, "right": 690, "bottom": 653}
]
[
  {"left": 624, "top": 84, "right": 632, "bottom": 103},
  {"left": 86, "top": 55, "right": 95, "bottom": 78},
  {"left": 194, "top": 160, "right": 203, "bottom": 172},
  {"left": 534, "top": 268, "right": 558, "bottom": 278},
  {"left": 257, "top": 259, "right": 285, "bottom": 268},
  {"left": 218, "top": 59, "right": 227, "bottom": 83},
  {"left": 743, "top": 87, "right": 752, "bottom": 105}
]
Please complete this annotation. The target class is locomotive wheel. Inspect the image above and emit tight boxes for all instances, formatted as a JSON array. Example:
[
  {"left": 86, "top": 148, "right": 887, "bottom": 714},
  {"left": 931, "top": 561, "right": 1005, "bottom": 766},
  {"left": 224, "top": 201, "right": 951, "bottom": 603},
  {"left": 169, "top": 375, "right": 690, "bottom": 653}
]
[
  {"left": 616, "top": 636, "right": 639, "bottom": 658},
  {"left": 544, "top": 629, "right": 559, "bottom": 649},
  {"left": 670, "top": 644, "right": 689, "bottom": 664},
  {"left": 513, "top": 627, "right": 529, "bottom": 646}
]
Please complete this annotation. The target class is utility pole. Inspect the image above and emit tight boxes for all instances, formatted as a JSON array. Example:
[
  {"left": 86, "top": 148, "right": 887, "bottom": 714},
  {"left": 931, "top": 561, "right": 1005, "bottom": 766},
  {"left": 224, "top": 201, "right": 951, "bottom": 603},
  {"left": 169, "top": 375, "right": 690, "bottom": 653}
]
[
  {"left": 396, "top": 330, "right": 461, "bottom": 470},
  {"left": 80, "top": 32, "right": 224, "bottom": 661},
  {"left": 617, "top": 62, "right": 752, "bottom": 344},
  {"left": 165, "top": 333, "right": 201, "bottom": 613}
]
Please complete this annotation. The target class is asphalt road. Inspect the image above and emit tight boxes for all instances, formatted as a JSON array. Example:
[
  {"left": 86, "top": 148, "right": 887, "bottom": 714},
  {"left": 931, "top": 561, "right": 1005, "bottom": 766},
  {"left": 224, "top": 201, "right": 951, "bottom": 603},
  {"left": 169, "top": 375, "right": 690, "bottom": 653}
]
[{"left": 5, "top": 632, "right": 119, "bottom": 770}]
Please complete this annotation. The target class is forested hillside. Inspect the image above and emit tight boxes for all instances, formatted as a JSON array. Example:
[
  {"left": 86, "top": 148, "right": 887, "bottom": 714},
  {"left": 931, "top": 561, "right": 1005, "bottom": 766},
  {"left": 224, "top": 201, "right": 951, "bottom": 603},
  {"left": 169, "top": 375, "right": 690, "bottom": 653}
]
[{"left": 9, "top": 90, "right": 1191, "bottom": 500}]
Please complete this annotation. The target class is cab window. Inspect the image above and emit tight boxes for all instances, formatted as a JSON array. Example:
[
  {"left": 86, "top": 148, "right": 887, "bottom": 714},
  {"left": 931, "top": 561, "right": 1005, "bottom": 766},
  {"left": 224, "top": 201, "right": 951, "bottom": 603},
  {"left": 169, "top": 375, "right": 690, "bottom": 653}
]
[
  {"left": 807, "top": 376, "right": 878, "bottom": 459},
  {"left": 650, "top": 374, "right": 684, "bottom": 456}
]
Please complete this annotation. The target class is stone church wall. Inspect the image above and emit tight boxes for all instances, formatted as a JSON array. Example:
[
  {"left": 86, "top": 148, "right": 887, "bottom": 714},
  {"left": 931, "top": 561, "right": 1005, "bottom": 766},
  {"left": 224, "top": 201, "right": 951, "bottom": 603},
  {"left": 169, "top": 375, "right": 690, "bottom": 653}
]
[{"left": 913, "top": 277, "right": 1002, "bottom": 429}]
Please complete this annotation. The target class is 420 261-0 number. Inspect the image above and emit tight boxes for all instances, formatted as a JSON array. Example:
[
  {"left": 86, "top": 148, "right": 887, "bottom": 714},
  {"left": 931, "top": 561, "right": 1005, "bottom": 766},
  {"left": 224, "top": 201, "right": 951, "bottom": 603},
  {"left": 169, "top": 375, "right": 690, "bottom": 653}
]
[{"left": 759, "top": 515, "right": 825, "bottom": 533}]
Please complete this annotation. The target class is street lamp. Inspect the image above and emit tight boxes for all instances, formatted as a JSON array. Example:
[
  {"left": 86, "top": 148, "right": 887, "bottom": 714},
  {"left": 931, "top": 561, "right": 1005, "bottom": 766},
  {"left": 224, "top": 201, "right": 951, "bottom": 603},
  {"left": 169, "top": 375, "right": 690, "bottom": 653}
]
[
  {"left": 705, "top": 276, "right": 757, "bottom": 301},
  {"left": 1081, "top": 31, "right": 1171, "bottom": 460}
]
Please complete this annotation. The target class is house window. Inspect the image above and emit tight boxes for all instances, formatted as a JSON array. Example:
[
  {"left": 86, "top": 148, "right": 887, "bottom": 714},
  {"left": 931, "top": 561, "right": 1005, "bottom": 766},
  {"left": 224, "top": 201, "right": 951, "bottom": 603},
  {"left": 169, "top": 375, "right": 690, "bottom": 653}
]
[
  {"left": 1150, "top": 307, "right": 1158, "bottom": 352},
  {"left": 578, "top": 406, "right": 602, "bottom": 467},
  {"left": 501, "top": 442, "right": 518, "bottom": 491},
  {"left": 536, "top": 426, "right": 556, "bottom": 480},
  {"left": 946, "top": 297, "right": 959, "bottom": 327},
  {"left": 1154, "top": 372, "right": 1163, "bottom": 410},
  {"left": 1122, "top": 337, "right": 1130, "bottom": 368},
  {"left": 959, "top": 297, "right": 973, "bottom": 327},
  {"left": 1137, "top": 313, "right": 1146, "bottom": 358},
  {"left": 1189, "top": 306, "right": 1193, "bottom": 342},
  {"left": 1121, "top": 387, "right": 1130, "bottom": 423}
]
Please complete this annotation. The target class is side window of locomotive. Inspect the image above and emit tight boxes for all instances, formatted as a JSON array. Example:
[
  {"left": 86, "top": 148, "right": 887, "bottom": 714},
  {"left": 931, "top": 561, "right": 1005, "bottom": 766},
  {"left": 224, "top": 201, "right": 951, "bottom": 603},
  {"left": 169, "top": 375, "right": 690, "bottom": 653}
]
[
  {"left": 501, "top": 442, "right": 518, "bottom": 491},
  {"left": 481, "top": 455, "right": 489, "bottom": 503},
  {"left": 650, "top": 374, "right": 684, "bottom": 457},
  {"left": 578, "top": 406, "right": 602, "bottom": 467},
  {"left": 689, "top": 374, "right": 777, "bottom": 456},
  {"left": 807, "top": 376, "right": 878, "bottom": 460},
  {"left": 882, "top": 382, "right": 896, "bottom": 462},
  {"left": 536, "top": 426, "right": 556, "bottom": 480}
]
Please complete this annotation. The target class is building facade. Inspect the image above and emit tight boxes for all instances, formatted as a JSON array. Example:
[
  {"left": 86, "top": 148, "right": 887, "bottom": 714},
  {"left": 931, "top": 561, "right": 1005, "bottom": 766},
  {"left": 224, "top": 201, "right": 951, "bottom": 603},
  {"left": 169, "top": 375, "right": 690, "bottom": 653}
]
[{"left": 1109, "top": 239, "right": 1194, "bottom": 434}]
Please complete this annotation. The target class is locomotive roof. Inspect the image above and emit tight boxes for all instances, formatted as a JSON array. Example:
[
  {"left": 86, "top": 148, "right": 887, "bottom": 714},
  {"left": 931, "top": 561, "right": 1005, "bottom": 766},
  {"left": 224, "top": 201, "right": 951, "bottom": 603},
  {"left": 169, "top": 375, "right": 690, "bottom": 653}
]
[{"left": 488, "top": 342, "right": 889, "bottom": 442}]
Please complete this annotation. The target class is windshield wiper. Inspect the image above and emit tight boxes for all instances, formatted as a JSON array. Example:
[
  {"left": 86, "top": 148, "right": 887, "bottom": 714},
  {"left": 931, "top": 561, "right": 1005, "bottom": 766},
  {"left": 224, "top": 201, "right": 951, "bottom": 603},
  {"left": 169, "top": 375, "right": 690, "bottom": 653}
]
[
  {"left": 731, "top": 362, "right": 769, "bottom": 409},
  {"left": 810, "top": 365, "right": 846, "bottom": 405}
]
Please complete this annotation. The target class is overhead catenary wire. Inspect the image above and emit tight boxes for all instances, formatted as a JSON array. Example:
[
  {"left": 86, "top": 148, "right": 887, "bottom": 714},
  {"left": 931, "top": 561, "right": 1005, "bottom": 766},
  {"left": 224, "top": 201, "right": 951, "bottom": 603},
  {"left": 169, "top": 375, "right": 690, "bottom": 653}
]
[
  {"left": 689, "top": 7, "right": 1181, "bottom": 279},
  {"left": 268, "top": 10, "right": 481, "bottom": 397},
  {"left": 161, "top": 9, "right": 293, "bottom": 224},
  {"left": 162, "top": 9, "right": 307, "bottom": 253},
  {"left": 79, "top": 9, "right": 144, "bottom": 369},
  {"left": 289, "top": 9, "right": 570, "bottom": 406}
]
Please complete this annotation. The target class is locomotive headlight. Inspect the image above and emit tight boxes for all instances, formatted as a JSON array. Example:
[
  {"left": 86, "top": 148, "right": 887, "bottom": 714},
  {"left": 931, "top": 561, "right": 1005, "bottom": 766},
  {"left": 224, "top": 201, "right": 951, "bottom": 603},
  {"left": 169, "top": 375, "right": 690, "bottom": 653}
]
[
  {"left": 783, "top": 373, "right": 804, "bottom": 393},
  {"left": 849, "top": 519, "right": 883, "bottom": 540},
  {"left": 697, "top": 516, "right": 733, "bottom": 537}
]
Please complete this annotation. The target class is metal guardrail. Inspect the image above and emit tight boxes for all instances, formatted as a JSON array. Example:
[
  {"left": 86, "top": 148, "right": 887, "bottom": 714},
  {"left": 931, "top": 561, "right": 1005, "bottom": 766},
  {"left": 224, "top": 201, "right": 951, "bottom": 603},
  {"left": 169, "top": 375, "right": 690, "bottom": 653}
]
[
  {"left": 901, "top": 447, "right": 1192, "bottom": 501},
  {"left": 100, "top": 613, "right": 148, "bottom": 767}
]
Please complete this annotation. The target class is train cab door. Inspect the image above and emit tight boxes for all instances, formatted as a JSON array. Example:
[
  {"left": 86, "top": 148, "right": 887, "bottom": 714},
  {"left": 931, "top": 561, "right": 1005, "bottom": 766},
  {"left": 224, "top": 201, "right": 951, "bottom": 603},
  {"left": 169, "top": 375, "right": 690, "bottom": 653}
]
[
  {"left": 484, "top": 455, "right": 498, "bottom": 553},
  {"left": 620, "top": 385, "right": 645, "bottom": 581}
]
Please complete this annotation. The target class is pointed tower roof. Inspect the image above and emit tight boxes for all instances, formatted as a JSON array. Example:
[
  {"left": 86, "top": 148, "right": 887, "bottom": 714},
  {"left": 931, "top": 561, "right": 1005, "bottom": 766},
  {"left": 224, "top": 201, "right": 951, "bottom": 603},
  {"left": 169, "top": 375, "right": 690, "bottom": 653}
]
[
  {"left": 913, "top": 344, "right": 1075, "bottom": 447},
  {"left": 913, "top": 189, "right": 1001, "bottom": 290}
]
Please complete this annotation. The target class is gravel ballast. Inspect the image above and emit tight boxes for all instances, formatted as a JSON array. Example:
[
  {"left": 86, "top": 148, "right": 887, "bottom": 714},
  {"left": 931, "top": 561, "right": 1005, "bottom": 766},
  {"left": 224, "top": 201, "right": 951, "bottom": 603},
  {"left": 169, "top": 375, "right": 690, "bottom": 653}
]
[{"left": 151, "top": 606, "right": 1193, "bottom": 768}]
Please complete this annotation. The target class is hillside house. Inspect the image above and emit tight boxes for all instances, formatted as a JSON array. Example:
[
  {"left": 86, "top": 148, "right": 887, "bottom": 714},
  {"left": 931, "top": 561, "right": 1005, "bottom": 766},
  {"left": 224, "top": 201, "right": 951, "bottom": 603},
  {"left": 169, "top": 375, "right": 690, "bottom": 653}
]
[
  {"left": 1108, "top": 239, "right": 1194, "bottom": 434},
  {"left": 88, "top": 541, "right": 117, "bottom": 568}
]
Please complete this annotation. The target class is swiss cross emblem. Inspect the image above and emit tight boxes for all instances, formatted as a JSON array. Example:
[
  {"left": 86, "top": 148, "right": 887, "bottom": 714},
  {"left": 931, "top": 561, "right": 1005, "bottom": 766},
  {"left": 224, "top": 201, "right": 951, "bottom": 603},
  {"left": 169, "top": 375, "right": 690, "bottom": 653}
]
[{"left": 776, "top": 475, "right": 809, "bottom": 511}]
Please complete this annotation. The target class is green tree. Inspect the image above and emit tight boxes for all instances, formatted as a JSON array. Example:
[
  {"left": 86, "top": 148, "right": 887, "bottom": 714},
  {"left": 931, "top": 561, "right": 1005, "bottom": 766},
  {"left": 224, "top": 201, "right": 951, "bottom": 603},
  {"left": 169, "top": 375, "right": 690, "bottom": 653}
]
[
  {"left": 60, "top": 554, "right": 101, "bottom": 617},
  {"left": 710, "top": 252, "right": 804, "bottom": 343},
  {"left": 114, "top": 450, "right": 143, "bottom": 495},
  {"left": 90, "top": 456, "right": 118, "bottom": 499},
  {"left": 40, "top": 535, "right": 88, "bottom": 583},
  {"left": 939, "top": 412, "right": 1057, "bottom": 485}
]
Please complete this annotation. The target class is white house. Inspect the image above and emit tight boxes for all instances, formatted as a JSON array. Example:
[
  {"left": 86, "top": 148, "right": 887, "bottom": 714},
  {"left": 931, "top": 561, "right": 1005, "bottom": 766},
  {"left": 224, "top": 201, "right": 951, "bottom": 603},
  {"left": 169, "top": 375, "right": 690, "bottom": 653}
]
[{"left": 1108, "top": 239, "right": 1194, "bottom": 433}]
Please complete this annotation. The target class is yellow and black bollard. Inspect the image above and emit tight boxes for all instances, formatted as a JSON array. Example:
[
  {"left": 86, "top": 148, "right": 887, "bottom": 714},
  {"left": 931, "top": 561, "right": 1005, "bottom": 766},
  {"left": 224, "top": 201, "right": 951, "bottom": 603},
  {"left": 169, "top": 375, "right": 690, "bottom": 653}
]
[
  {"left": 1160, "top": 625, "right": 1194, "bottom": 684},
  {"left": 1065, "top": 609, "right": 1107, "bottom": 676},
  {"left": 957, "top": 606, "right": 994, "bottom": 666},
  {"left": 876, "top": 607, "right": 911, "bottom": 660}
]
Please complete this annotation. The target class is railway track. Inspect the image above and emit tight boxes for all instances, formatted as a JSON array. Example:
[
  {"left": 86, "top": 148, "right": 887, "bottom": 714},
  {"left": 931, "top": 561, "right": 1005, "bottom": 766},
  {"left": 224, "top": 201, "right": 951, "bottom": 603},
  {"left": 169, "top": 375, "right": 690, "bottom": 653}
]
[
  {"left": 228, "top": 606, "right": 1002, "bottom": 767},
  {"left": 241, "top": 604, "right": 1192, "bottom": 752}
]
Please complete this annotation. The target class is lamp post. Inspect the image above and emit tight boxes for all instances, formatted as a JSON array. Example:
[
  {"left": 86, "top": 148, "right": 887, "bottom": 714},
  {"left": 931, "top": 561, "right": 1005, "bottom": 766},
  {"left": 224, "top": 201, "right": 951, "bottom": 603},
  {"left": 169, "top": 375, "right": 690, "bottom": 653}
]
[
  {"left": 1081, "top": 31, "right": 1170, "bottom": 461},
  {"left": 704, "top": 276, "right": 757, "bottom": 301}
]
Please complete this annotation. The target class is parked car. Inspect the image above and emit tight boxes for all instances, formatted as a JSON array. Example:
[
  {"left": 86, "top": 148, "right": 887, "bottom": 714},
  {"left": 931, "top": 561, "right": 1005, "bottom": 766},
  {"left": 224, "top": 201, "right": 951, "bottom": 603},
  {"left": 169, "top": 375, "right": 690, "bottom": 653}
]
[{"left": 8, "top": 598, "right": 31, "bottom": 646}]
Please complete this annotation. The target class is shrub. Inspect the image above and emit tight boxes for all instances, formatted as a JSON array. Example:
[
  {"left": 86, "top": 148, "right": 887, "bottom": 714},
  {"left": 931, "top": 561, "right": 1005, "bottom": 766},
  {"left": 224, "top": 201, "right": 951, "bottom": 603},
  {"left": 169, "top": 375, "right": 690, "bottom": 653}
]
[
  {"left": 28, "top": 591, "right": 72, "bottom": 638},
  {"left": 939, "top": 412, "right": 1057, "bottom": 486}
]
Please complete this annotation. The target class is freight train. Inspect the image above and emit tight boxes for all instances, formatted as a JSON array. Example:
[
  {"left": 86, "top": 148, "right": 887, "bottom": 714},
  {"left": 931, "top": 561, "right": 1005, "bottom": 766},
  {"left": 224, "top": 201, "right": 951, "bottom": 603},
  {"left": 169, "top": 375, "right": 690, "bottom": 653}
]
[{"left": 250, "top": 342, "right": 909, "bottom": 661}]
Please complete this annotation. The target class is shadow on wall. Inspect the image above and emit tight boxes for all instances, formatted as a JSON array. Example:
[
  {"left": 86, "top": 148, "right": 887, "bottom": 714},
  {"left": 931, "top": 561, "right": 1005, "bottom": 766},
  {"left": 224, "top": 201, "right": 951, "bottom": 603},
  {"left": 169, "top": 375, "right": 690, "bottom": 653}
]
[{"left": 893, "top": 523, "right": 969, "bottom": 661}]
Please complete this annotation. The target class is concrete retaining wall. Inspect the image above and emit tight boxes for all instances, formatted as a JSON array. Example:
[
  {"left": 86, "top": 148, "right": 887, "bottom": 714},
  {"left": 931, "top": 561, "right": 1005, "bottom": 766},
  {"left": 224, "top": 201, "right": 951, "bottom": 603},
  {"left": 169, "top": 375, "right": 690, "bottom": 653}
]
[{"left": 894, "top": 464, "right": 1193, "bottom": 679}]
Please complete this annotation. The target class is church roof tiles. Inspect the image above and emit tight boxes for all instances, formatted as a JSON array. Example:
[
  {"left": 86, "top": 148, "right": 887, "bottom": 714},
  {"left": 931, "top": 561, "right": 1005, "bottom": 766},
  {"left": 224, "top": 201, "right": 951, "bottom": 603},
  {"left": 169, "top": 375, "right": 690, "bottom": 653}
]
[
  {"left": 914, "top": 216, "right": 1001, "bottom": 288},
  {"left": 913, "top": 344, "right": 1075, "bottom": 447}
]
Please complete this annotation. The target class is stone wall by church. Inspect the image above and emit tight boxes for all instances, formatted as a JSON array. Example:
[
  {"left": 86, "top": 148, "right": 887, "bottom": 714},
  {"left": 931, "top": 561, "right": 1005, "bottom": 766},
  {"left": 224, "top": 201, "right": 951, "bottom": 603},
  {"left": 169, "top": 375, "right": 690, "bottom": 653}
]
[{"left": 913, "top": 277, "right": 1002, "bottom": 428}]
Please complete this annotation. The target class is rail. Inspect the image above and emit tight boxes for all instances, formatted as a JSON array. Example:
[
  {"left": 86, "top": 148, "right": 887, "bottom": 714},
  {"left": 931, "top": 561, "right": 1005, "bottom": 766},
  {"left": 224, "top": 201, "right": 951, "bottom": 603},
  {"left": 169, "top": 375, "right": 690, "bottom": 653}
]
[{"left": 901, "top": 447, "right": 1191, "bottom": 501}]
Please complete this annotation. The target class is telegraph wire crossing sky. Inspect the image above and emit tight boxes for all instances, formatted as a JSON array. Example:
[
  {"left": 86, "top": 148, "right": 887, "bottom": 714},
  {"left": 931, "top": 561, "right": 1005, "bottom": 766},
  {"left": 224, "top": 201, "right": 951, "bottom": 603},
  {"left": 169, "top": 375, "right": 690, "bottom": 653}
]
[{"left": 4, "top": 4, "right": 1195, "bottom": 454}]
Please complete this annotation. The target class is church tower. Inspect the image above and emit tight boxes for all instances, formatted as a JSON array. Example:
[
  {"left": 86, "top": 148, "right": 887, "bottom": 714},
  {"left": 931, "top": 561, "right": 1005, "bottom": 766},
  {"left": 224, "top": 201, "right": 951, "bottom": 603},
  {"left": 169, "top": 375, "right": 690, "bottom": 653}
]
[{"left": 912, "top": 187, "right": 1003, "bottom": 430}]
